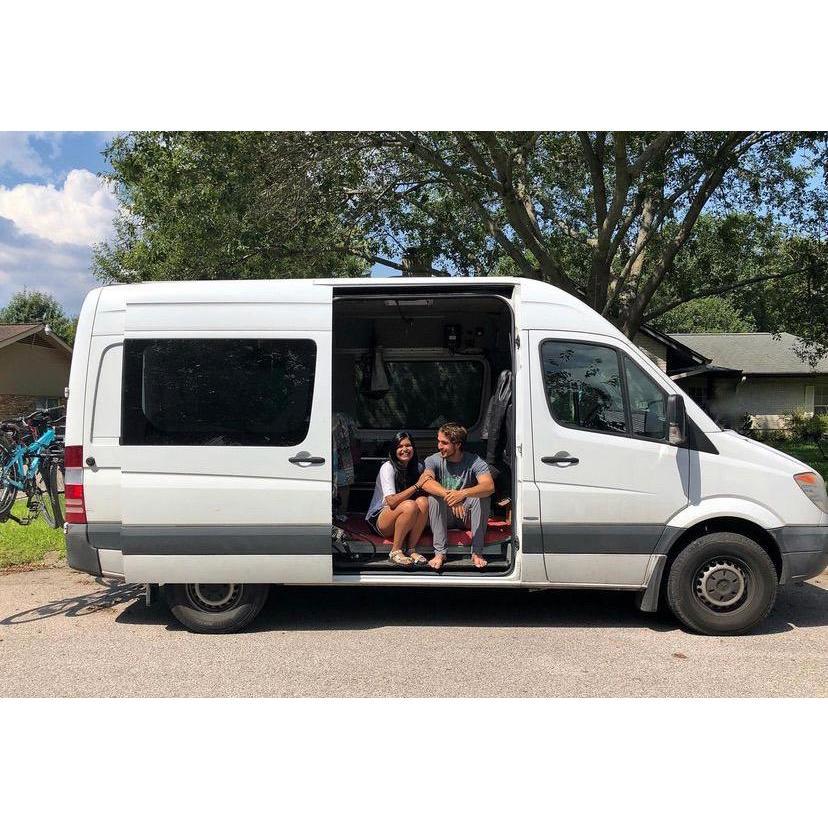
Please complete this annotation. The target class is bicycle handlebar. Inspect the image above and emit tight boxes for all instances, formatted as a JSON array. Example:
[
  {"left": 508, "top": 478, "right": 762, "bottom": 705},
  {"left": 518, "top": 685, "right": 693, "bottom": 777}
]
[{"left": 25, "top": 405, "right": 65, "bottom": 420}]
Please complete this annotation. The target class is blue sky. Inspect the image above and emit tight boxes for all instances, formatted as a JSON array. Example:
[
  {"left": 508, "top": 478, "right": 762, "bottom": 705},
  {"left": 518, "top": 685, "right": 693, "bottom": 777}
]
[{"left": 0, "top": 132, "right": 118, "bottom": 315}]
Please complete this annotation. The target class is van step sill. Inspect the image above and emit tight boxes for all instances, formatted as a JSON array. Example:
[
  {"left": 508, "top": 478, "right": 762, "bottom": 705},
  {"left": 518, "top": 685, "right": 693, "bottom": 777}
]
[{"left": 334, "top": 556, "right": 511, "bottom": 574}]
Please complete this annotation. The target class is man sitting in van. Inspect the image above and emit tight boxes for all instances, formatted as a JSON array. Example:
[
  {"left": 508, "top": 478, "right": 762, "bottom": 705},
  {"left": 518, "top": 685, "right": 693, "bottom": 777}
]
[{"left": 417, "top": 422, "right": 495, "bottom": 570}]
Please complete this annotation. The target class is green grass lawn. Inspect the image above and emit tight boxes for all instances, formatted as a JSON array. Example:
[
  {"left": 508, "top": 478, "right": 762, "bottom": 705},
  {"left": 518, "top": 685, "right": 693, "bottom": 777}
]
[
  {"left": 766, "top": 441, "right": 828, "bottom": 482},
  {"left": 0, "top": 496, "right": 66, "bottom": 569}
]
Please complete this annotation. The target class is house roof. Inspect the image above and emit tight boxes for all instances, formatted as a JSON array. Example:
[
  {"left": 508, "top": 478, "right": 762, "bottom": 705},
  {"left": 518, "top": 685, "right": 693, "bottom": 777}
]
[
  {"left": 0, "top": 323, "right": 42, "bottom": 346},
  {"left": 0, "top": 323, "right": 72, "bottom": 354},
  {"left": 668, "top": 364, "right": 743, "bottom": 381},
  {"left": 668, "top": 333, "right": 828, "bottom": 375},
  {"left": 639, "top": 324, "right": 709, "bottom": 366}
]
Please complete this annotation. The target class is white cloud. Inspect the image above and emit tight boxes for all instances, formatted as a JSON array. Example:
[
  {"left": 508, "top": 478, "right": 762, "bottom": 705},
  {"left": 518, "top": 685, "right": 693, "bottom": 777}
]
[
  {"left": 0, "top": 217, "right": 97, "bottom": 314},
  {"left": 0, "top": 133, "right": 53, "bottom": 177},
  {"left": 0, "top": 169, "right": 118, "bottom": 246}
]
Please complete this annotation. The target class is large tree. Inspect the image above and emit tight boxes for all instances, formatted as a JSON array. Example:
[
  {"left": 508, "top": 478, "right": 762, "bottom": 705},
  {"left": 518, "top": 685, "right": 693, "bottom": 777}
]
[
  {"left": 94, "top": 132, "right": 370, "bottom": 283},
  {"left": 96, "top": 131, "right": 828, "bottom": 355},
  {"left": 0, "top": 290, "right": 76, "bottom": 346}
]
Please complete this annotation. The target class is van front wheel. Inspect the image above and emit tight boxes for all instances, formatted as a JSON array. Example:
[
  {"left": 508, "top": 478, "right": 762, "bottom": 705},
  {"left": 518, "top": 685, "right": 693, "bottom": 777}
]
[
  {"left": 163, "top": 583, "right": 269, "bottom": 633},
  {"left": 666, "top": 532, "right": 777, "bottom": 635}
]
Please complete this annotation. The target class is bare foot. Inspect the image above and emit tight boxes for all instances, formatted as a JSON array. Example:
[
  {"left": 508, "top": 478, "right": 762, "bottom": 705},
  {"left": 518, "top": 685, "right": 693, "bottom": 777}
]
[
  {"left": 428, "top": 553, "right": 446, "bottom": 571},
  {"left": 471, "top": 552, "right": 488, "bottom": 569}
]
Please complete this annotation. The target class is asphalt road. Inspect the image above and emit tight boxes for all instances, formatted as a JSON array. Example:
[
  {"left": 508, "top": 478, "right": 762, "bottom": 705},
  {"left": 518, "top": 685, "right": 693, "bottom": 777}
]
[{"left": 1, "top": 563, "right": 826, "bottom": 697}]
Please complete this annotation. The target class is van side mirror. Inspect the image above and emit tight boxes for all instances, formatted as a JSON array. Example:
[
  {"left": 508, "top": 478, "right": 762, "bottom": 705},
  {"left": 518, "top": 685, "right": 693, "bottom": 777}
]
[{"left": 666, "top": 394, "right": 688, "bottom": 447}]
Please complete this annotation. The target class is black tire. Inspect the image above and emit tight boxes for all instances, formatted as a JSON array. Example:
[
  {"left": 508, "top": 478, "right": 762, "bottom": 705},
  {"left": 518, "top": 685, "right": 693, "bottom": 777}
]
[
  {"left": 163, "top": 583, "right": 270, "bottom": 633},
  {"left": 35, "top": 460, "right": 63, "bottom": 529},
  {"left": 0, "top": 450, "right": 22, "bottom": 522},
  {"left": 666, "top": 532, "right": 778, "bottom": 635}
]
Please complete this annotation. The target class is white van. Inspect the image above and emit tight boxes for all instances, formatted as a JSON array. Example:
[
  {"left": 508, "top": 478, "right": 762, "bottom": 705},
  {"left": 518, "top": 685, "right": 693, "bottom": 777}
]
[{"left": 63, "top": 277, "right": 828, "bottom": 635}]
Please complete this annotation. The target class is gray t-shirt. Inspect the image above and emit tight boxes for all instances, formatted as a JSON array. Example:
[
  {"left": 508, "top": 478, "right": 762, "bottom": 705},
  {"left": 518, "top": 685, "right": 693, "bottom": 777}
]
[{"left": 424, "top": 451, "right": 490, "bottom": 492}]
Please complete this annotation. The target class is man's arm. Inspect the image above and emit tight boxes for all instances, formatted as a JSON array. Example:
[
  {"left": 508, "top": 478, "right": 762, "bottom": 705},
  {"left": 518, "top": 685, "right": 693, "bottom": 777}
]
[
  {"left": 417, "top": 469, "right": 446, "bottom": 498},
  {"left": 444, "top": 472, "right": 495, "bottom": 506}
]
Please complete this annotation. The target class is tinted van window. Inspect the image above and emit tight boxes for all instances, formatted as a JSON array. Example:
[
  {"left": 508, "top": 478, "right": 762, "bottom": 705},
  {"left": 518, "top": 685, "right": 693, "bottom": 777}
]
[
  {"left": 121, "top": 339, "right": 316, "bottom": 446},
  {"left": 540, "top": 341, "right": 626, "bottom": 434},
  {"left": 354, "top": 359, "right": 484, "bottom": 430},
  {"left": 624, "top": 356, "right": 668, "bottom": 440}
]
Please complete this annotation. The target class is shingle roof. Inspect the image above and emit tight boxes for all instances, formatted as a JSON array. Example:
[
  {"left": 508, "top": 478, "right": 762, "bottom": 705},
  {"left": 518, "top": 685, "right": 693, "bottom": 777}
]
[
  {"left": 668, "top": 333, "right": 828, "bottom": 375},
  {"left": 0, "top": 323, "right": 43, "bottom": 347}
]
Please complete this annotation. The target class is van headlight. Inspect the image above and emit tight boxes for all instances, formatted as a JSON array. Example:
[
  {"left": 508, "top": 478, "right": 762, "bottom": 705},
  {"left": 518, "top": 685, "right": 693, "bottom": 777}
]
[{"left": 794, "top": 472, "right": 828, "bottom": 513}]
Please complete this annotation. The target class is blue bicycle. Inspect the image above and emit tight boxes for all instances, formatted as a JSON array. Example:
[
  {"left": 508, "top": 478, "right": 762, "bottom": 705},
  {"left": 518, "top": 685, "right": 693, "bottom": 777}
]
[{"left": 0, "top": 407, "right": 64, "bottom": 528}]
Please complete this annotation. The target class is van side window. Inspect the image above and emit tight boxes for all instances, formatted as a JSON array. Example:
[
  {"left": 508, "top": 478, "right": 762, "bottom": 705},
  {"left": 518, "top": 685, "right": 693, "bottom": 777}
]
[
  {"left": 623, "top": 355, "right": 668, "bottom": 440},
  {"left": 353, "top": 359, "right": 485, "bottom": 430},
  {"left": 540, "top": 341, "right": 626, "bottom": 434},
  {"left": 121, "top": 339, "right": 316, "bottom": 446}
]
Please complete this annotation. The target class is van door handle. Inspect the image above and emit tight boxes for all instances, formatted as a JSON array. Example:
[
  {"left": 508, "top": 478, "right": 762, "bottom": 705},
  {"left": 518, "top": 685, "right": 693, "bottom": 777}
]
[
  {"left": 541, "top": 455, "right": 579, "bottom": 466},
  {"left": 289, "top": 454, "right": 326, "bottom": 465}
]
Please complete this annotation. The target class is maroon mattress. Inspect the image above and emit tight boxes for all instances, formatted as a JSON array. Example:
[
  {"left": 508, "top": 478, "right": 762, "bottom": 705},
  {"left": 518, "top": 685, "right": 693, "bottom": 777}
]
[{"left": 339, "top": 514, "right": 512, "bottom": 548}]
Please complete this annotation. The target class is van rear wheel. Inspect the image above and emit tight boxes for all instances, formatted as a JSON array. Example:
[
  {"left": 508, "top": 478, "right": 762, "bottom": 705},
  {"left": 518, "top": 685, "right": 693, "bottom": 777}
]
[
  {"left": 666, "top": 532, "right": 777, "bottom": 635},
  {"left": 163, "top": 583, "right": 269, "bottom": 633}
]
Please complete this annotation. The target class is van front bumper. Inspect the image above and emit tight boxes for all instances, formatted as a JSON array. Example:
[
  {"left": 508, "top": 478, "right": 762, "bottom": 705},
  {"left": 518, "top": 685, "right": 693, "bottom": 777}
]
[
  {"left": 64, "top": 524, "right": 102, "bottom": 577},
  {"left": 772, "top": 524, "right": 828, "bottom": 584}
]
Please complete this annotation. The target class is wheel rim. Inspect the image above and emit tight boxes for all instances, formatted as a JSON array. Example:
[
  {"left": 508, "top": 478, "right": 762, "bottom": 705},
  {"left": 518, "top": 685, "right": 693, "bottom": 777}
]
[
  {"left": 185, "top": 583, "right": 243, "bottom": 613},
  {"left": 694, "top": 558, "right": 749, "bottom": 612}
]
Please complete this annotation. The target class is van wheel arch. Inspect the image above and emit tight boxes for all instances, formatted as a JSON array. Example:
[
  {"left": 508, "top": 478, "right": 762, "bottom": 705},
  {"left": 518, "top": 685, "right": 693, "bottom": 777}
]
[{"left": 664, "top": 517, "right": 782, "bottom": 581}]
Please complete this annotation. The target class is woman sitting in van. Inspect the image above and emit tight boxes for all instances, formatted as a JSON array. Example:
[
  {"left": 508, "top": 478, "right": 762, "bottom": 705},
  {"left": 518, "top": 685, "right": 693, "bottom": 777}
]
[{"left": 366, "top": 432, "right": 431, "bottom": 567}]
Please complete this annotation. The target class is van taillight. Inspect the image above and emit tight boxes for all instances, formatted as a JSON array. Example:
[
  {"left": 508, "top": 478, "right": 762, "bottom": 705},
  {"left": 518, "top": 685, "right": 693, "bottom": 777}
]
[
  {"left": 63, "top": 445, "right": 87, "bottom": 524},
  {"left": 65, "top": 445, "right": 83, "bottom": 469}
]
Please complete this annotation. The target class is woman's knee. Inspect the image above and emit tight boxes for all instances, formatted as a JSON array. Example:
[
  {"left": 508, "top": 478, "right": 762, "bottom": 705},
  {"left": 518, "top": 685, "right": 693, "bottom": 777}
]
[
  {"left": 415, "top": 496, "right": 429, "bottom": 513},
  {"left": 399, "top": 499, "right": 417, "bottom": 516}
]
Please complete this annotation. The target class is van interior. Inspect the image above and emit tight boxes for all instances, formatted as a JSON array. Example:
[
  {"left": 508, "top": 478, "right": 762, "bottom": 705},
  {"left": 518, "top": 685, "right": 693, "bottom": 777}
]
[{"left": 331, "top": 287, "right": 515, "bottom": 575}]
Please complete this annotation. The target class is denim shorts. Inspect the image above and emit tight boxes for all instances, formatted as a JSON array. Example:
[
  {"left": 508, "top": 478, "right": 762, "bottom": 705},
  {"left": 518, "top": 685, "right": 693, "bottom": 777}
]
[{"left": 366, "top": 506, "right": 386, "bottom": 535}]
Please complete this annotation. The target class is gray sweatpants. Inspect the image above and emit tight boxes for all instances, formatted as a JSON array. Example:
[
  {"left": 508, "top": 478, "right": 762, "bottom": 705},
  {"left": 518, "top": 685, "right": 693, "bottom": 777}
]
[{"left": 428, "top": 495, "right": 491, "bottom": 555}]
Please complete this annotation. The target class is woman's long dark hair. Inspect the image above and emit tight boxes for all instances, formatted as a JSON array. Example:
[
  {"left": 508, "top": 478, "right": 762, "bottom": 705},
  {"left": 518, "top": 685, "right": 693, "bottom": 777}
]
[{"left": 388, "top": 431, "right": 420, "bottom": 492}]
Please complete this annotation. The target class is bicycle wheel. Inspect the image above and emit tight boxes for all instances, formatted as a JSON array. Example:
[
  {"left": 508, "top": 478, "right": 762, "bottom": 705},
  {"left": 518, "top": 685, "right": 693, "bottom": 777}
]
[
  {"left": 35, "top": 459, "right": 63, "bottom": 528},
  {"left": 0, "top": 451, "right": 22, "bottom": 522}
]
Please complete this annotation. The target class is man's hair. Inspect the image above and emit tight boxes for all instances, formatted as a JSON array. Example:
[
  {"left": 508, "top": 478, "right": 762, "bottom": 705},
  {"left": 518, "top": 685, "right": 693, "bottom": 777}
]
[{"left": 438, "top": 422, "right": 467, "bottom": 446}]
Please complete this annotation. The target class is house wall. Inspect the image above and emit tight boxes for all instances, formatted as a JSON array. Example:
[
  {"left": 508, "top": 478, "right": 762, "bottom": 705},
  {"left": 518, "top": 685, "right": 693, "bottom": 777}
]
[
  {"left": 705, "top": 376, "right": 822, "bottom": 430},
  {"left": 0, "top": 342, "right": 70, "bottom": 418},
  {"left": 633, "top": 333, "right": 668, "bottom": 372}
]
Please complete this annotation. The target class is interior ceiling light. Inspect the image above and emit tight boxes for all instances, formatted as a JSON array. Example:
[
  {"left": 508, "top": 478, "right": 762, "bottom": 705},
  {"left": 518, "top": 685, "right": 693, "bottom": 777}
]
[{"left": 383, "top": 299, "right": 434, "bottom": 307}]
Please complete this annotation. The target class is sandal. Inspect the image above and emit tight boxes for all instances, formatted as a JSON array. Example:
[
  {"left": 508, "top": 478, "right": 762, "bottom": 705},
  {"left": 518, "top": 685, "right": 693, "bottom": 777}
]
[
  {"left": 389, "top": 549, "right": 413, "bottom": 567},
  {"left": 407, "top": 550, "right": 428, "bottom": 565},
  {"left": 471, "top": 552, "right": 488, "bottom": 570}
]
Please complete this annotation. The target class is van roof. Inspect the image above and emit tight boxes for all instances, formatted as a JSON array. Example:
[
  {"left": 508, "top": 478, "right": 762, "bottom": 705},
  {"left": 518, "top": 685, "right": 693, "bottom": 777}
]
[
  {"left": 93, "top": 275, "right": 579, "bottom": 307},
  {"left": 89, "top": 275, "right": 622, "bottom": 344}
]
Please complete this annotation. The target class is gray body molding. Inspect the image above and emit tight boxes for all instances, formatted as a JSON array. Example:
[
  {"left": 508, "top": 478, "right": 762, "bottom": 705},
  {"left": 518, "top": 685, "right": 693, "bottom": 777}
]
[
  {"left": 540, "top": 523, "right": 667, "bottom": 555},
  {"left": 521, "top": 521, "right": 544, "bottom": 554},
  {"left": 635, "top": 527, "right": 686, "bottom": 613},
  {"left": 65, "top": 524, "right": 102, "bottom": 577},
  {"left": 120, "top": 524, "right": 331, "bottom": 555},
  {"left": 772, "top": 525, "right": 828, "bottom": 584},
  {"left": 68, "top": 523, "right": 332, "bottom": 579}
]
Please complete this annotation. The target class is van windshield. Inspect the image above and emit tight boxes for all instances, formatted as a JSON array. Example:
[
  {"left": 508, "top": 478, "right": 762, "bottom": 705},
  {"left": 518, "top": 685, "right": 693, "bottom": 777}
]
[{"left": 354, "top": 359, "right": 484, "bottom": 430}]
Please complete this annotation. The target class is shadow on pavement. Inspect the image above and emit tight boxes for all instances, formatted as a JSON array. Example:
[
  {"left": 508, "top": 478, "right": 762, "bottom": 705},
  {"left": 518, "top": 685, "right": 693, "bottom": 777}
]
[
  {"left": 0, "top": 578, "right": 145, "bottom": 625},
  {"left": 3, "top": 577, "right": 826, "bottom": 637},
  {"left": 118, "top": 579, "right": 827, "bottom": 636}
]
